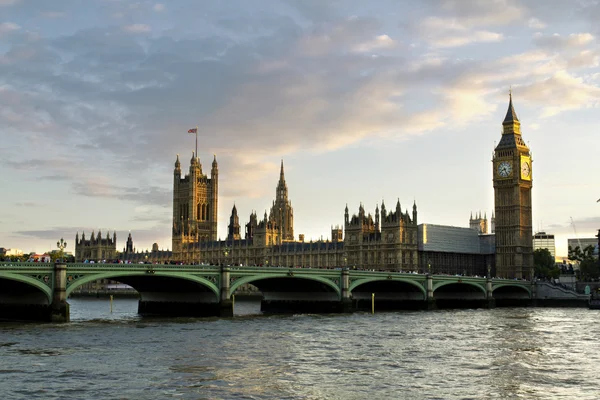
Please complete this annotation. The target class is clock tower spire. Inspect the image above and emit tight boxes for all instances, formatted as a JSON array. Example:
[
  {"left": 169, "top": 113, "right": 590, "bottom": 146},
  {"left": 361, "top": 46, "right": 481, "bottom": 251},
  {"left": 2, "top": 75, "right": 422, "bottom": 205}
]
[{"left": 493, "top": 91, "right": 533, "bottom": 279}]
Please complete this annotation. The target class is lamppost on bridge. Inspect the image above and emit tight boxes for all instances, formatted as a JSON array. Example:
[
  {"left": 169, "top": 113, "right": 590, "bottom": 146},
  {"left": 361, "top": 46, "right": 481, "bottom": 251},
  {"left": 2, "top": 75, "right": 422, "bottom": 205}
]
[
  {"left": 427, "top": 259, "right": 432, "bottom": 276},
  {"left": 223, "top": 247, "right": 230, "bottom": 266},
  {"left": 56, "top": 238, "right": 67, "bottom": 262}
]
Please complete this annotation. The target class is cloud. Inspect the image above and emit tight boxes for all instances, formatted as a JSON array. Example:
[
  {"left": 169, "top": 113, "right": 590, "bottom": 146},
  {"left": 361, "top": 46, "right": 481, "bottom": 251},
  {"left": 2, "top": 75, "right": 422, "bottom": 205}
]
[
  {"left": 352, "top": 34, "right": 396, "bottom": 53},
  {"left": 123, "top": 24, "right": 151, "bottom": 34},
  {"left": 534, "top": 33, "right": 595, "bottom": 50},
  {"left": 153, "top": 3, "right": 164, "bottom": 12},
  {"left": 415, "top": 17, "right": 503, "bottom": 48},
  {"left": 519, "top": 70, "right": 600, "bottom": 117},
  {"left": 547, "top": 217, "right": 600, "bottom": 236},
  {"left": 438, "top": 0, "right": 525, "bottom": 27},
  {"left": 72, "top": 179, "right": 171, "bottom": 207},
  {"left": 0, "top": 22, "right": 20, "bottom": 37},
  {"left": 41, "top": 11, "right": 66, "bottom": 18},
  {"left": 528, "top": 18, "right": 546, "bottom": 29},
  {"left": 14, "top": 202, "right": 41, "bottom": 207}
]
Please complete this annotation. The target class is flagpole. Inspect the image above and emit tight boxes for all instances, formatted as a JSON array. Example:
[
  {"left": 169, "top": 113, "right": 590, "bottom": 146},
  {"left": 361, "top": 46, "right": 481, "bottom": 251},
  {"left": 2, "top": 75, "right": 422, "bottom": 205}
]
[{"left": 195, "top": 125, "right": 198, "bottom": 159}]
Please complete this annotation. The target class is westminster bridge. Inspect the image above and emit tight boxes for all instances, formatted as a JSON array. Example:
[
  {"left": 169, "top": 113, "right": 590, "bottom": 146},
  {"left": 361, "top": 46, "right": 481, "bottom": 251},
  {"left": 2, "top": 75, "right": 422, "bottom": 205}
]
[{"left": 0, "top": 262, "right": 587, "bottom": 322}]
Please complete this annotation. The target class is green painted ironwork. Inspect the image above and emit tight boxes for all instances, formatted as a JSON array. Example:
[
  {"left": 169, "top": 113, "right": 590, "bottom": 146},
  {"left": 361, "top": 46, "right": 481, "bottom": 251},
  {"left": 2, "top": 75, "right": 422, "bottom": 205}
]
[{"left": 0, "top": 262, "right": 534, "bottom": 302}]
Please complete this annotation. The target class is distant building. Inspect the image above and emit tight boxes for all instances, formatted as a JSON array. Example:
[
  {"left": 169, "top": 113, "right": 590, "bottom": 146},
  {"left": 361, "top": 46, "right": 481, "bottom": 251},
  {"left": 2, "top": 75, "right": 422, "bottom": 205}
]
[
  {"left": 4, "top": 248, "right": 23, "bottom": 256},
  {"left": 121, "top": 233, "right": 173, "bottom": 263},
  {"left": 75, "top": 230, "right": 117, "bottom": 261},
  {"left": 568, "top": 238, "right": 599, "bottom": 254},
  {"left": 469, "top": 211, "right": 490, "bottom": 234},
  {"left": 533, "top": 232, "right": 556, "bottom": 258},
  {"left": 567, "top": 238, "right": 598, "bottom": 251},
  {"left": 418, "top": 224, "right": 495, "bottom": 276}
]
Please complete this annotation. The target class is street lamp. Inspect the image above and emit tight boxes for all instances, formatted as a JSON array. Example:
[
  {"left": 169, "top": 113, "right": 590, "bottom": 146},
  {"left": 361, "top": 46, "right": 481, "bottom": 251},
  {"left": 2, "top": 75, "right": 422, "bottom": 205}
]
[
  {"left": 223, "top": 247, "right": 230, "bottom": 266},
  {"left": 427, "top": 259, "right": 431, "bottom": 276},
  {"left": 56, "top": 238, "right": 67, "bottom": 262}
]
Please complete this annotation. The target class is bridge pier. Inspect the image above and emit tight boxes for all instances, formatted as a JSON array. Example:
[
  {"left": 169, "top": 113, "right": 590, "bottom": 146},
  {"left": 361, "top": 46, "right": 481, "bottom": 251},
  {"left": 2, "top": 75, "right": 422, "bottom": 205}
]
[
  {"left": 426, "top": 274, "right": 436, "bottom": 310},
  {"left": 219, "top": 266, "right": 233, "bottom": 317},
  {"left": 340, "top": 267, "right": 353, "bottom": 313},
  {"left": 50, "top": 263, "right": 70, "bottom": 323},
  {"left": 485, "top": 277, "right": 496, "bottom": 309}
]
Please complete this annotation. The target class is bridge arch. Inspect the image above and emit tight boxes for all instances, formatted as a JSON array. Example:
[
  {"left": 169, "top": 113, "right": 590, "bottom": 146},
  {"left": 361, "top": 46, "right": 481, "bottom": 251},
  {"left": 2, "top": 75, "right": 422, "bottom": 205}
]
[
  {"left": 492, "top": 283, "right": 531, "bottom": 297},
  {"left": 433, "top": 281, "right": 487, "bottom": 295},
  {"left": 349, "top": 277, "right": 427, "bottom": 297},
  {"left": 65, "top": 271, "right": 220, "bottom": 298},
  {"left": 230, "top": 274, "right": 341, "bottom": 297},
  {"left": 0, "top": 272, "right": 53, "bottom": 303}
]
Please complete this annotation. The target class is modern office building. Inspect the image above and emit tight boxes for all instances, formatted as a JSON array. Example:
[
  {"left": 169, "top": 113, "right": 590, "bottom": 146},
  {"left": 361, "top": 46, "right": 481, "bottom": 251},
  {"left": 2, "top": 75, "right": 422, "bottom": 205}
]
[
  {"left": 533, "top": 232, "right": 556, "bottom": 258},
  {"left": 417, "top": 224, "right": 495, "bottom": 276},
  {"left": 567, "top": 238, "right": 599, "bottom": 254}
]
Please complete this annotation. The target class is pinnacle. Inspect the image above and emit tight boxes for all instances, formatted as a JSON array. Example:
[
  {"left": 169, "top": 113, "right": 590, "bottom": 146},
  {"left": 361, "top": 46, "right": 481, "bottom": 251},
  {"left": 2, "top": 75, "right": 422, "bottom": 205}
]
[{"left": 503, "top": 90, "right": 519, "bottom": 124}]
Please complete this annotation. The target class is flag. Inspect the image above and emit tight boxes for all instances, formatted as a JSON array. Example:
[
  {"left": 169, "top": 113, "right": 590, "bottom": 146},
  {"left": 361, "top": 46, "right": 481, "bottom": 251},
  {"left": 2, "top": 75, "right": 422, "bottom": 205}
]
[{"left": 188, "top": 128, "right": 197, "bottom": 133}]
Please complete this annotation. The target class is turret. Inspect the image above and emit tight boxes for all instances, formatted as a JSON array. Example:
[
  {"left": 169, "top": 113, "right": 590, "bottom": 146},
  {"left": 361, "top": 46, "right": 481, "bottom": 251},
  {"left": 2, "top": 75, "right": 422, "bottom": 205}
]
[
  {"left": 381, "top": 200, "right": 386, "bottom": 219},
  {"left": 174, "top": 154, "right": 181, "bottom": 174},
  {"left": 396, "top": 198, "right": 401, "bottom": 215},
  {"left": 211, "top": 154, "right": 218, "bottom": 172},
  {"left": 375, "top": 204, "right": 380, "bottom": 231},
  {"left": 76, "top": 232, "right": 79, "bottom": 244},
  {"left": 344, "top": 204, "right": 349, "bottom": 224},
  {"left": 91, "top": 230, "right": 95, "bottom": 242},
  {"left": 412, "top": 200, "right": 418, "bottom": 225},
  {"left": 502, "top": 90, "right": 521, "bottom": 135}
]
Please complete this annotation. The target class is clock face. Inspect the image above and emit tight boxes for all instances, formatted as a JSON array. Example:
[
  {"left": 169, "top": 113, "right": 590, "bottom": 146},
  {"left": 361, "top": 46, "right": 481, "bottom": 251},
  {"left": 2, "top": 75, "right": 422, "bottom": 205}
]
[
  {"left": 497, "top": 161, "right": 512, "bottom": 178},
  {"left": 521, "top": 160, "right": 531, "bottom": 178}
]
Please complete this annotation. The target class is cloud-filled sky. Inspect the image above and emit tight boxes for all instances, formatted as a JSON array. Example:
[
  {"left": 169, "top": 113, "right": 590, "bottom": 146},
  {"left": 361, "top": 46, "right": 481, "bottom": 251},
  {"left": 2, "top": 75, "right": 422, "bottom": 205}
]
[{"left": 1, "top": 0, "right": 598, "bottom": 257}]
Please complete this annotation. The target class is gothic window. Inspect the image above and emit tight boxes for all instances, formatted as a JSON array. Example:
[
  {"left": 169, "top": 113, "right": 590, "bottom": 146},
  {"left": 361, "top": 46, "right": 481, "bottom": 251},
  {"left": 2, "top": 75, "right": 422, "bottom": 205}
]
[{"left": 197, "top": 203, "right": 201, "bottom": 220}]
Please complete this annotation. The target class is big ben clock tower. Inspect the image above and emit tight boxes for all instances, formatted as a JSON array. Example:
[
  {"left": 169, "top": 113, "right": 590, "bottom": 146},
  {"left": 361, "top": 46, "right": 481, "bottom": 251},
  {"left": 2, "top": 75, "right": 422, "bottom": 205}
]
[{"left": 493, "top": 92, "right": 533, "bottom": 279}]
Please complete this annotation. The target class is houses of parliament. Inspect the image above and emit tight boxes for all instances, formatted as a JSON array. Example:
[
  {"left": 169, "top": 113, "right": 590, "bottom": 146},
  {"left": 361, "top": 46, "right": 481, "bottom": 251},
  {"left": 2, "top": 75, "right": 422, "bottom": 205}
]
[
  {"left": 171, "top": 155, "right": 419, "bottom": 271},
  {"left": 76, "top": 94, "right": 534, "bottom": 279}
]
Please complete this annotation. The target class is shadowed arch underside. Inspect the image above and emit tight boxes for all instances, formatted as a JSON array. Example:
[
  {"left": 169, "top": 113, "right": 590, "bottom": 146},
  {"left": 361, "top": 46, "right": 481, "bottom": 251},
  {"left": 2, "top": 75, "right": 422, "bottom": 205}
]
[
  {"left": 246, "top": 276, "right": 342, "bottom": 314},
  {"left": 352, "top": 279, "right": 426, "bottom": 310},
  {"left": 0, "top": 276, "right": 52, "bottom": 321},
  {"left": 492, "top": 284, "right": 532, "bottom": 307}
]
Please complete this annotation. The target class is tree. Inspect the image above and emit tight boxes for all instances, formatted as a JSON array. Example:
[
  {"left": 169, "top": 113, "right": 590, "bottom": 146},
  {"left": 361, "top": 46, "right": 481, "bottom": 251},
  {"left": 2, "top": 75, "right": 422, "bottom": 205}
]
[
  {"left": 534, "top": 248, "right": 559, "bottom": 279},
  {"left": 569, "top": 245, "right": 599, "bottom": 281}
]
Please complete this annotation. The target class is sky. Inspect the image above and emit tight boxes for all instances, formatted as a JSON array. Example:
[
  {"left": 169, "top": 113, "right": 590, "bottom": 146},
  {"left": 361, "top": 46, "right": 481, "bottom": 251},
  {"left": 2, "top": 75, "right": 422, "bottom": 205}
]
[{"left": 0, "top": 0, "right": 598, "bottom": 258}]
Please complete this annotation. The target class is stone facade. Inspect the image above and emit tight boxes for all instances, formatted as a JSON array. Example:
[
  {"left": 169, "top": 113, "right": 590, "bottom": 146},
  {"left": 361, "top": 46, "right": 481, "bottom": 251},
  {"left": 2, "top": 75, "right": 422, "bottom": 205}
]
[
  {"left": 469, "top": 211, "right": 489, "bottom": 234},
  {"left": 75, "top": 230, "right": 117, "bottom": 261},
  {"left": 121, "top": 232, "right": 173, "bottom": 263},
  {"left": 173, "top": 157, "right": 418, "bottom": 271},
  {"left": 172, "top": 152, "right": 218, "bottom": 256},
  {"left": 493, "top": 94, "right": 533, "bottom": 279}
]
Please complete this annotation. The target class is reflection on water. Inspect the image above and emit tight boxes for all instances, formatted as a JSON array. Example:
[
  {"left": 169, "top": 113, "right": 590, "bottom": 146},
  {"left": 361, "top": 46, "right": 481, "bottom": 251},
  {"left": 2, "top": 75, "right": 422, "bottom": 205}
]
[{"left": 1, "top": 299, "right": 599, "bottom": 399}]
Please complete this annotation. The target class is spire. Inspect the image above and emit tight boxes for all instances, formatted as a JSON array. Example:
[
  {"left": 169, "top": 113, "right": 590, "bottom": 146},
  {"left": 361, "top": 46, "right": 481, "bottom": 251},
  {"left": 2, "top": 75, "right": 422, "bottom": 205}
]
[
  {"left": 175, "top": 154, "right": 180, "bottom": 169},
  {"left": 503, "top": 89, "right": 519, "bottom": 124},
  {"left": 190, "top": 151, "right": 197, "bottom": 165},
  {"left": 279, "top": 159, "right": 285, "bottom": 182},
  {"left": 212, "top": 154, "right": 217, "bottom": 168}
]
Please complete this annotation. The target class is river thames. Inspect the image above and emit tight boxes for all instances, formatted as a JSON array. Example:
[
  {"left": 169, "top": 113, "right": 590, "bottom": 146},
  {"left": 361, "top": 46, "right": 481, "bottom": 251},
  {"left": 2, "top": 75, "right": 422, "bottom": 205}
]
[{"left": 1, "top": 299, "right": 598, "bottom": 399}]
